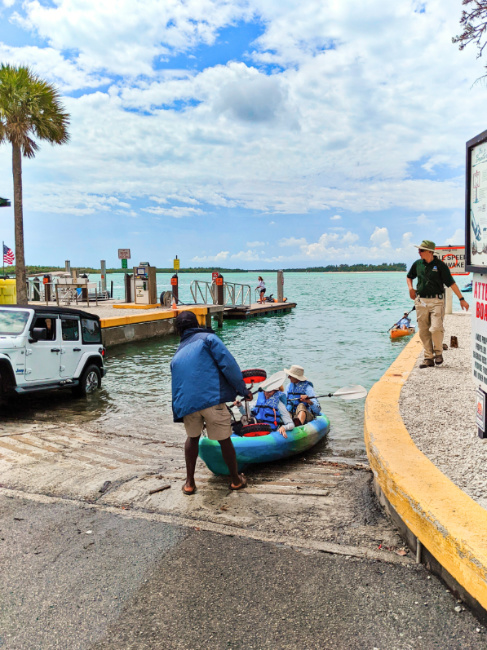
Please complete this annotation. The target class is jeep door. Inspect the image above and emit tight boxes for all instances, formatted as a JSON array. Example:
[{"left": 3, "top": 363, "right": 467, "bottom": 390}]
[
  {"left": 25, "top": 314, "right": 61, "bottom": 382},
  {"left": 60, "top": 315, "right": 81, "bottom": 377}
]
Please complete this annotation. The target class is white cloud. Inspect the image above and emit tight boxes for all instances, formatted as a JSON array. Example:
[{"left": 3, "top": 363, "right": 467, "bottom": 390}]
[
  {"left": 330, "top": 214, "right": 341, "bottom": 221},
  {"left": 246, "top": 240, "right": 266, "bottom": 247},
  {"left": 142, "top": 206, "right": 204, "bottom": 218},
  {"left": 369, "top": 227, "right": 391, "bottom": 249},
  {"left": 446, "top": 229, "right": 465, "bottom": 245},
  {"left": 279, "top": 237, "right": 307, "bottom": 247},
  {"left": 192, "top": 250, "right": 230, "bottom": 263},
  {"left": 230, "top": 249, "right": 262, "bottom": 261}
]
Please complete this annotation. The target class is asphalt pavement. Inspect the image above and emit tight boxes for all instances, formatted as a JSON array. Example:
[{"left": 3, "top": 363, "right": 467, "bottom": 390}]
[{"left": 0, "top": 492, "right": 485, "bottom": 650}]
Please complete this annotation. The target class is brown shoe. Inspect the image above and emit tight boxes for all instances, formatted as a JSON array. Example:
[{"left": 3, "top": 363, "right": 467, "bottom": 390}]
[
  {"left": 434, "top": 354, "right": 444, "bottom": 366},
  {"left": 419, "top": 359, "right": 434, "bottom": 368}
]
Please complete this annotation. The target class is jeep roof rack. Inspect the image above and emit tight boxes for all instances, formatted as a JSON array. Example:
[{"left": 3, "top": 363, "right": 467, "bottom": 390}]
[{"left": 0, "top": 304, "right": 100, "bottom": 321}]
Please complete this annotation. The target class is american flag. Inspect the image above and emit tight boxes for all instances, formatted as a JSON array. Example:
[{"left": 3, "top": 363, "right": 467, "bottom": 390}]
[{"left": 3, "top": 245, "right": 14, "bottom": 265}]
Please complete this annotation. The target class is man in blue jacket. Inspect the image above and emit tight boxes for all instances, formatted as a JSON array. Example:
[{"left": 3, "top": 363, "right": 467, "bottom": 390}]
[{"left": 171, "top": 311, "right": 251, "bottom": 495}]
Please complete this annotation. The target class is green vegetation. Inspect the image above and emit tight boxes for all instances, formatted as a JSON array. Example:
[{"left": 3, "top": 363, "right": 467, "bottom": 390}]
[
  {"left": 4, "top": 262, "right": 406, "bottom": 276},
  {"left": 0, "top": 64, "right": 70, "bottom": 303}
]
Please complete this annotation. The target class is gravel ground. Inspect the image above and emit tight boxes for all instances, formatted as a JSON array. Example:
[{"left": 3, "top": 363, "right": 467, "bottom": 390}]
[{"left": 399, "top": 313, "right": 487, "bottom": 508}]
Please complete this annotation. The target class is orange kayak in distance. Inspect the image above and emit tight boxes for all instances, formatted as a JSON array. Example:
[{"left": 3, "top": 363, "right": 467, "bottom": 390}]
[{"left": 390, "top": 327, "right": 415, "bottom": 340}]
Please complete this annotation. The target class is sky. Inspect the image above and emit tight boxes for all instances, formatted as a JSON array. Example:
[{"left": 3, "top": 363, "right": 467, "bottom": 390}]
[{"left": 0, "top": 0, "right": 485, "bottom": 269}]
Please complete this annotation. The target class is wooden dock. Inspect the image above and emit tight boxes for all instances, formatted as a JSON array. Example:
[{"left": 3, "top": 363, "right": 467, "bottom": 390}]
[{"left": 223, "top": 301, "right": 296, "bottom": 320}]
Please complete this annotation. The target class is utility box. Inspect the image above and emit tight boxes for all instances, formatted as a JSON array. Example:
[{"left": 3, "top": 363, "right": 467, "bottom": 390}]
[{"left": 134, "top": 263, "right": 157, "bottom": 305}]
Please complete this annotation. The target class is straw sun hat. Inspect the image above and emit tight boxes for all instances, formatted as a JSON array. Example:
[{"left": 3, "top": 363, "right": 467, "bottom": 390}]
[{"left": 284, "top": 365, "right": 307, "bottom": 381}]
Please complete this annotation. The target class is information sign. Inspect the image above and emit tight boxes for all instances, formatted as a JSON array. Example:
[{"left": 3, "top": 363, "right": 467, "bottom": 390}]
[
  {"left": 173, "top": 257, "right": 180, "bottom": 271},
  {"left": 118, "top": 249, "right": 131, "bottom": 260},
  {"left": 471, "top": 274, "right": 487, "bottom": 393},
  {"left": 477, "top": 387, "right": 486, "bottom": 435},
  {"left": 121, "top": 259, "right": 128, "bottom": 269},
  {"left": 466, "top": 130, "right": 487, "bottom": 272},
  {"left": 435, "top": 246, "right": 468, "bottom": 276},
  {"left": 212, "top": 271, "right": 219, "bottom": 282}
]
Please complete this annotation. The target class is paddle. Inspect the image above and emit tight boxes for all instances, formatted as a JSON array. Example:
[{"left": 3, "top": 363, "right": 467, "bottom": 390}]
[
  {"left": 387, "top": 306, "right": 415, "bottom": 333},
  {"left": 236, "top": 384, "right": 368, "bottom": 407}
]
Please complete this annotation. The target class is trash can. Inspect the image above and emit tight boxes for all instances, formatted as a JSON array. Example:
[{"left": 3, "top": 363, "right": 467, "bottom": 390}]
[{"left": 0, "top": 279, "right": 16, "bottom": 304}]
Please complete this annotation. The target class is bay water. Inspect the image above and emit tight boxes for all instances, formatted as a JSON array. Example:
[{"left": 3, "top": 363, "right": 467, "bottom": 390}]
[{"left": 7, "top": 271, "right": 469, "bottom": 459}]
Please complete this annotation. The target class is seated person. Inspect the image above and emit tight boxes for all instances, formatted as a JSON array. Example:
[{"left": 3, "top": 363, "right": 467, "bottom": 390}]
[
  {"left": 395, "top": 313, "right": 411, "bottom": 330},
  {"left": 285, "top": 365, "right": 321, "bottom": 425},
  {"left": 235, "top": 372, "right": 294, "bottom": 438}
]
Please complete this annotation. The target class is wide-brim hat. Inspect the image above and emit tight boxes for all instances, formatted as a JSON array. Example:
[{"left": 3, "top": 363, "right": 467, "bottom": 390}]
[
  {"left": 414, "top": 240, "right": 436, "bottom": 252},
  {"left": 261, "top": 370, "right": 287, "bottom": 392},
  {"left": 284, "top": 365, "right": 307, "bottom": 381}
]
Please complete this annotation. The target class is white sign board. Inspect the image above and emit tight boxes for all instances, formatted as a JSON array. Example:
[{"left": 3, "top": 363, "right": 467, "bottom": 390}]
[
  {"left": 471, "top": 273, "right": 487, "bottom": 391},
  {"left": 436, "top": 246, "right": 467, "bottom": 276},
  {"left": 118, "top": 248, "right": 131, "bottom": 260},
  {"left": 469, "top": 141, "right": 487, "bottom": 269}
]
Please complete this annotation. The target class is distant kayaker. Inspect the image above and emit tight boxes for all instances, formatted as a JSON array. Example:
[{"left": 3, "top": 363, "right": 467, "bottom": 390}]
[
  {"left": 235, "top": 372, "right": 294, "bottom": 438},
  {"left": 406, "top": 240, "right": 469, "bottom": 368},
  {"left": 256, "top": 276, "right": 266, "bottom": 303},
  {"left": 395, "top": 312, "right": 411, "bottom": 330},
  {"left": 170, "top": 311, "right": 252, "bottom": 494},
  {"left": 284, "top": 365, "right": 321, "bottom": 425}
]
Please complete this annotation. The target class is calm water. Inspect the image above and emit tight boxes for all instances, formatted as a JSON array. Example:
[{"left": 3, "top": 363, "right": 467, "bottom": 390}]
[{"left": 8, "top": 270, "right": 464, "bottom": 459}]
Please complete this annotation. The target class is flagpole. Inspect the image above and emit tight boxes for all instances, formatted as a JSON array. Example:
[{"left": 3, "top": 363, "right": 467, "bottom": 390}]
[{"left": 2, "top": 241, "right": 4, "bottom": 278}]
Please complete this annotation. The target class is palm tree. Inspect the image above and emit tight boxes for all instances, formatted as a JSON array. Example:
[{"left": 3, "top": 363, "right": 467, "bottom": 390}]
[{"left": 0, "top": 64, "right": 69, "bottom": 304}]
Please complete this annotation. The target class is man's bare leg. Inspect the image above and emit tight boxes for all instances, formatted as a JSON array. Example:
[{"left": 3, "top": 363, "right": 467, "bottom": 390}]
[
  {"left": 184, "top": 435, "right": 200, "bottom": 493},
  {"left": 218, "top": 438, "right": 246, "bottom": 488}
]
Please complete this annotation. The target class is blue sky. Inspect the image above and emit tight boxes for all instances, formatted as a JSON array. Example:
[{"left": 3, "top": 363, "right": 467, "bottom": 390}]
[{"left": 0, "top": 0, "right": 485, "bottom": 269}]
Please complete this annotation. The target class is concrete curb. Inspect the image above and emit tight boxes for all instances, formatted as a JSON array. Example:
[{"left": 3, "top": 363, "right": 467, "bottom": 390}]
[{"left": 364, "top": 333, "right": 487, "bottom": 616}]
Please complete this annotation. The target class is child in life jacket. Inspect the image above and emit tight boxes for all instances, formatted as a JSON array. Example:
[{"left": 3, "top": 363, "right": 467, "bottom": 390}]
[
  {"left": 285, "top": 365, "right": 321, "bottom": 426},
  {"left": 234, "top": 371, "right": 294, "bottom": 437}
]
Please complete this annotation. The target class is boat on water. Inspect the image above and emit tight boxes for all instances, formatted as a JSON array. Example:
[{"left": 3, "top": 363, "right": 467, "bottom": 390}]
[
  {"left": 198, "top": 414, "right": 330, "bottom": 475},
  {"left": 390, "top": 327, "right": 415, "bottom": 340},
  {"left": 463, "top": 281, "right": 472, "bottom": 293}
]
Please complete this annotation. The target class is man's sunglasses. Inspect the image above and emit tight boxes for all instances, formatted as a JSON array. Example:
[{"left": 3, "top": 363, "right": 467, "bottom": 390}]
[{"left": 418, "top": 249, "right": 425, "bottom": 253}]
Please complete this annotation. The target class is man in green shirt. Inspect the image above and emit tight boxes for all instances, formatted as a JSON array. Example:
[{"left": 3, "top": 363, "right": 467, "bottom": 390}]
[{"left": 406, "top": 240, "right": 469, "bottom": 368}]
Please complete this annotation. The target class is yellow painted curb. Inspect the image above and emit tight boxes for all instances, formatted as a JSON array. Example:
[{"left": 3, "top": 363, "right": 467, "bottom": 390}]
[
  {"left": 364, "top": 333, "right": 487, "bottom": 610},
  {"left": 100, "top": 306, "right": 208, "bottom": 329}
]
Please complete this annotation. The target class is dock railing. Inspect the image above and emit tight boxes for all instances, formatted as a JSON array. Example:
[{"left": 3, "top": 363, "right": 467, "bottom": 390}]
[{"left": 190, "top": 280, "right": 251, "bottom": 306}]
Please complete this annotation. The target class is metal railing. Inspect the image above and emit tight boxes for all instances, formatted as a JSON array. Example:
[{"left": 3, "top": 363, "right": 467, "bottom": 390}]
[
  {"left": 190, "top": 280, "right": 216, "bottom": 305},
  {"left": 190, "top": 280, "right": 251, "bottom": 306},
  {"left": 225, "top": 282, "right": 251, "bottom": 306}
]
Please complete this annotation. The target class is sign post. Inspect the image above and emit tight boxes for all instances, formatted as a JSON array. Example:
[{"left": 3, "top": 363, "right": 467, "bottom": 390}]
[
  {"left": 118, "top": 248, "right": 131, "bottom": 271},
  {"left": 436, "top": 245, "right": 468, "bottom": 314}
]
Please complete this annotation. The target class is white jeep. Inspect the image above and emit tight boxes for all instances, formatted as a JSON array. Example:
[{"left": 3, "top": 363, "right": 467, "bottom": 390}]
[{"left": 0, "top": 305, "right": 106, "bottom": 399}]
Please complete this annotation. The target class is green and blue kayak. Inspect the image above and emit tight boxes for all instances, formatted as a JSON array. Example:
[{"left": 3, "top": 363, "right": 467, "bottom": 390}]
[{"left": 198, "top": 414, "right": 330, "bottom": 475}]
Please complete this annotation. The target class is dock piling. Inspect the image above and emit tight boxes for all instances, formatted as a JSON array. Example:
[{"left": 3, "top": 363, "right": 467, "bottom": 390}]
[{"left": 277, "top": 270, "right": 284, "bottom": 303}]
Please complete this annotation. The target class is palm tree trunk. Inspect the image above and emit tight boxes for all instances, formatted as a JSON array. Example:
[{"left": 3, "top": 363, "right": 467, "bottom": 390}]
[{"left": 12, "top": 143, "right": 27, "bottom": 305}]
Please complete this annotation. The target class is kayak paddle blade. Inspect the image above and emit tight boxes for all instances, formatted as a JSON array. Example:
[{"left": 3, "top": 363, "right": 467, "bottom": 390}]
[{"left": 332, "top": 385, "right": 367, "bottom": 400}]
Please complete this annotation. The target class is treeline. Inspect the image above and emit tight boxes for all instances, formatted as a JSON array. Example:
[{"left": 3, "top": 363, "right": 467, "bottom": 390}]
[{"left": 3, "top": 262, "right": 406, "bottom": 275}]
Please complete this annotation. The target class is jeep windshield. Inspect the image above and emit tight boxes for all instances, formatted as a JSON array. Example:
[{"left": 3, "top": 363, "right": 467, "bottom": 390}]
[{"left": 0, "top": 309, "right": 30, "bottom": 335}]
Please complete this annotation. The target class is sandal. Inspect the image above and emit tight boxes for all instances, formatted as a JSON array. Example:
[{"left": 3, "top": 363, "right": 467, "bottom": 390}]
[
  {"left": 182, "top": 484, "right": 196, "bottom": 496},
  {"left": 229, "top": 475, "right": 247, "bottom": 491}
]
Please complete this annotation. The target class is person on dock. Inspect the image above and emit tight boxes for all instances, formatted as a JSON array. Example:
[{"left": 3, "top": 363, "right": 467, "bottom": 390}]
[
  {"left": 394, "top": 312, "right": 411, "bottom": 330},
  {"left": 406, "top": 240, "right": 469, "bottom": 369},
  {"left": 256, "top": 276, "right": 266, "bottom": 303},
  {"left": 284, "top": 365, "right": 321, "bottom": 425},
  {"left": 235, "top": 373, "right": 294, "bottom": 438},
  {"left": 171, "top": 311, "right": 251, "bottom": 494}
]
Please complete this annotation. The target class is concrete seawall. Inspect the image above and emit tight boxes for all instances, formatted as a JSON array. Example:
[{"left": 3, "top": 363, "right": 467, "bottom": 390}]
[{"left": 364, "top": 331, "right": 487, "bottom": 620}]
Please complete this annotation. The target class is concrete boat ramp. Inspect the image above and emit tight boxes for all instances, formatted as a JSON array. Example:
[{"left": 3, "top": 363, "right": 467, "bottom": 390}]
[{"left": 0, "top": 417, "right": 403, "bottom": 561}]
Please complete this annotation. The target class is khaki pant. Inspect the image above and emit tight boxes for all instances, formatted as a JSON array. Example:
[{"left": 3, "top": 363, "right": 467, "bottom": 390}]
[
  {"left": 183, "top": 403, "right": 232, "bottom": 441},
  {"left": 415, "top": 297, "right": 444, "bottom": 360}
]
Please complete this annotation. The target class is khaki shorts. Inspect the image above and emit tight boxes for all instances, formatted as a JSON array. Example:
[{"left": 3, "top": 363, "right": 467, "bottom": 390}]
[
  {"left": 183, "top": 403, "right": 232, "bottom": 441},
  {"left": 295, "top": 403, "right": 315, "bottom": 424}
]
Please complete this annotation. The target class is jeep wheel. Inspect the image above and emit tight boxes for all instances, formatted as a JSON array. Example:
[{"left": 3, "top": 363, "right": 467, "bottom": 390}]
[{"left": 74, "top": 364, "right": 101, "bottom": 397}]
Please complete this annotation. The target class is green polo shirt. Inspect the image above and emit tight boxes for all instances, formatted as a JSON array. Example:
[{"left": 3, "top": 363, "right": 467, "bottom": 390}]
[{"left": 407, "top": 256, "right": 454, "bottom": 297}]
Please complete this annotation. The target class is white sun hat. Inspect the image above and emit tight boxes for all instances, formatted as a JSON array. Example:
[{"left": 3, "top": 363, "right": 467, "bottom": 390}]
[{"left": 261, "top": 370, "right": 287, "bottom": 392}]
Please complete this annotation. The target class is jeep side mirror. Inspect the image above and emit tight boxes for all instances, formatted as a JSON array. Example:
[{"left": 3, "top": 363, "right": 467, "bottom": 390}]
[{"left": 30, "top": 327, "right": 48, "bottom": 342}]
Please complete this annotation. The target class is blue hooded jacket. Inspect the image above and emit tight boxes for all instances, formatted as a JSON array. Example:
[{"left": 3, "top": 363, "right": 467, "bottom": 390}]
[{"left": 171, "top": 327, "right": 248, "bottom": 422}]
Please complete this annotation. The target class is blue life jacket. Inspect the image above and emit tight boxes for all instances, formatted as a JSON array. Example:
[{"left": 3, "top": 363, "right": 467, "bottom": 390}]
[
  {"left": 251, "top": 391, "right": 286, "bottom": 431},
  {"left": 287, "top": 380, "right": 317, "bottom": 414}
]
